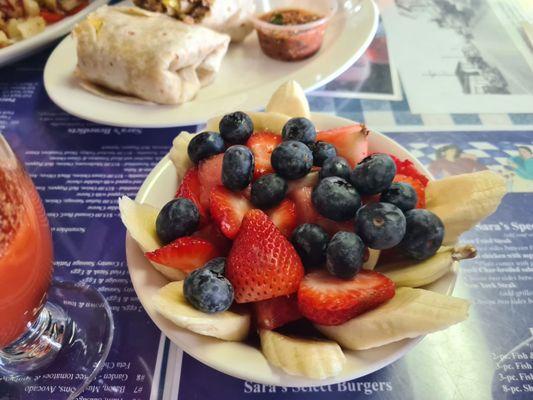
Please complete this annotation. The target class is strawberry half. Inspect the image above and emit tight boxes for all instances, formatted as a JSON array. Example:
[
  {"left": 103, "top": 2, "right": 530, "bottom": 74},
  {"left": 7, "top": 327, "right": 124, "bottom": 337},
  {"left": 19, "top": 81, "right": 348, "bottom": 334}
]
[
  {"left": 198, "top": 154, "right": 224, "bottom": 210},
  {"left": 267, "top": 199, "right": 297, "bottom": 237},
  {"left": 209, "top": 186, "right": 253, "bottom": 239},
  {"left": 175, "top": 167, "right": 209, "bottom": 226},
  {"left": 289, "top": 186, "right": 320, "bottom": 225},
  {"left": 246, "top": 132, "right": 282, "bottom": 179},
  {"left": 298, "top": 270, "right": 395, "bottom": 326},
  {"left": 253, "top": 294, "right": 302, "bottom": 330},
  {"left": 227, "top": 209, "right": 304, "bottom": 303},
  {"left": 393, "top": 174, "right": 426, "bottom": 208},
  {"left": 316, "top": 124, "right": 369, "bottom": 168},
  {"left": 145, "top": 237, "right": 220, "bottom": 274},
  {"left": 389, "top": 155, "right": 429, "bottom": 187},
  {"left": 193, "top": 223, "right": 232, "bottom": 255}
]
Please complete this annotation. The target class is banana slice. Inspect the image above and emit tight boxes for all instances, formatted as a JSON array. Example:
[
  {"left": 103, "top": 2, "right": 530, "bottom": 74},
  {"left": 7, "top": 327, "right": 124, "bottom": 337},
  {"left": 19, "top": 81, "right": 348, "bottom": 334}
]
[
  {"left": 266, "top": 80, "right": 311, "bottom": 119},
  {"left": 379, "top": 245, "right": 477, "bottom": 287},
  {"left": 363, "top": 249, "right": 381, "bottom": 270},
  {"left": 316, "top": 287, "right": 470, "bottom": 350},
  {"left": 119, "top": 196, "right": 185, "bottom": 281},
  {"left": 169, "top": 131, "right": 199, "bottom": 181},
  {"left": 154, "top": 281, "right": 251, "bottom": 341},
  {"left": 426, "top": 170, "right": 506, "bottom": 245},
  {"left": 206, "top": 112, "right": 290, "bottom": 134},
  {"left": 259, "top": 330, "right": 346, "bottom": 379}
]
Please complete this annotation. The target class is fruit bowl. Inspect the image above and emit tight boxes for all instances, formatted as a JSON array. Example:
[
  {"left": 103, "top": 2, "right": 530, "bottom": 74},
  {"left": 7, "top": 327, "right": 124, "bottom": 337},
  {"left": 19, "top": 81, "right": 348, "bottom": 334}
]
[{"left": 125, "top": 112, "right": 459, "bottom": 386}]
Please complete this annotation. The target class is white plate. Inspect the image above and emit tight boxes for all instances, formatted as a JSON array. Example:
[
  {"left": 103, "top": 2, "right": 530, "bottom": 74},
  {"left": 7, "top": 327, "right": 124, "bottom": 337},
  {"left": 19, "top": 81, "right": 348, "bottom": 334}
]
[
  {"left": 0, "top": 0, "right": 108, "bottom": 68},
  {"left": 43, "top": 0, "right": 379, "bottom": 128},
  {"left": 126, "top": 113, "right": 458, "bottom": 387}
]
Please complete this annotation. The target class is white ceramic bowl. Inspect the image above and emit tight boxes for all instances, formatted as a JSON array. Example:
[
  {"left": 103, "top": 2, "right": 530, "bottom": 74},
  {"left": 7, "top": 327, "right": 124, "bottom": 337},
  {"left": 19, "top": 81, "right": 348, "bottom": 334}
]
[{"left": 126, "top": 113, "right": 457, "bottom": 386}]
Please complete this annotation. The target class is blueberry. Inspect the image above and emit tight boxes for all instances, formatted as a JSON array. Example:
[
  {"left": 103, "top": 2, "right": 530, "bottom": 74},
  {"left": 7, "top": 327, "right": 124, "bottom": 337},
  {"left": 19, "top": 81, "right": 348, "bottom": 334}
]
[
  {"left": 156, "top": 198, "right": 199, "bottom": 244},
  {"left": 350, "top": 153, "right": 397, "bottom": 195},
  {"left": 326, "top": 231, "right": 365, "bottom": 279},
  {"left": 380, "top": 182, "right": 418, "bottom": 212},
  {"left": 281, "top": 117, "right": 317, "bottom": 145},
  {"left": 312, "top": 176, "right": 361, "bottom": 221},
  {"left": 250, "top": 174, "right": 287, "bottom": 209},
  {"left": 222, "top": 145, "right": 254, "bottom": 191},
  {"left": 319, "top": 156, "right": 351, "bottom": 181},
  {"left": 291, "top": 223, "right": 329, "bottom": 268},
  {"left": 187, "top": 132, "right": 225, "bottom": 164},
  {"left": 400, "top": 209, "right": 444, "bottom": 260},
  {"left": 311, "top": 141, "right": 337, "bottom": 167},
  {"left": 355, "top": 202, "right": 406, "bottom": 250},
  {"left": 184, "top": 265, "right": 234, "bottom": 313},
  {"left": 271, "top": 140, "right": 313, "bottom": 180},
  {"left": 203, "top": 257, "right": 227, "bottom": 275},
  {"left": 219, "top": 111, "right": 254, "bottom": 144}
]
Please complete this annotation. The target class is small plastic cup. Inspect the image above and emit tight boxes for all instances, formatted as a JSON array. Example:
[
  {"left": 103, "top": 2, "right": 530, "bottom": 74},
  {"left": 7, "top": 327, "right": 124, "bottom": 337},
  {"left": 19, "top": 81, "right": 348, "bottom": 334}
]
[{"left": 251, "top": 0, "right": 338, "bottom": 61}]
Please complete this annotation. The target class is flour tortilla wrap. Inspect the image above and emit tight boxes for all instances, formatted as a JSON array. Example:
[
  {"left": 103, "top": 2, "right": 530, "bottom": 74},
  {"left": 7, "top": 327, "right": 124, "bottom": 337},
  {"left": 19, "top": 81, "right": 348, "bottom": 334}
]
[
  {"left": 73, "top": 6, "right": 230, "bottom": 105},
  {"left": 133, "top": 0, "right": 255, "bottom": 42}
]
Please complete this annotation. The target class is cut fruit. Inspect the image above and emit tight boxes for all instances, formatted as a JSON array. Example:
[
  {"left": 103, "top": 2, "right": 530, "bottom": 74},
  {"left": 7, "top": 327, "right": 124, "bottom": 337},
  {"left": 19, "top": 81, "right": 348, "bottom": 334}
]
[
  {"left": 362, "top": 248, "right": 381, "bottom": 270},
  {"left": 206, "top": 112, "right": 290, "bottom": 134},
  {"left": 266, "top": 80, "right": 311, "bottom": 119},
  {"left": 286, "top": 171, "right": 319, "bottom": 195},
  {"left": 393, "top": 174, "right": 426, "bottom": 209},
  {"left": 289, "top": 186, "right": 321, "bottom": 225},
  {"left": 379, "top": 245, "right": 477, "bottom": 288},
  {"left": 193, "top": 223, "right": 233, "bottom": 256},
  {"left": 153, "top": 281, "right": 250, "bottom": 341},
  {"left": 198, "top": 153, "right": 224, "bottom": 210},
  {"left": 266, "top": 199, "right": 297, "bottom": 237},
  {"left": 316, "top": 287, "right": 470, "bottom": 350},
  {"left": 259, "top": 329, "right": 346, "bottom": 379},
  {"left": 426, "top": 170, "right": 506, "bottom": 245},
  {"left": 175, "top": 167, "right": 209, "bottom": 226},
  {"left": 169, "top": 132, "right": 199, "bottom": 181},
  {"left": 253, "top": 294, "right": 302, "bottom": 330},
  {"left": 316, "top": 124, "right": 369, "bottom": 168},
  {"left": 246, "top": 131, "right": 282, "bottom": 179},
  {"left": 209, "top": 186, "right": 253, "bottom": 239}
]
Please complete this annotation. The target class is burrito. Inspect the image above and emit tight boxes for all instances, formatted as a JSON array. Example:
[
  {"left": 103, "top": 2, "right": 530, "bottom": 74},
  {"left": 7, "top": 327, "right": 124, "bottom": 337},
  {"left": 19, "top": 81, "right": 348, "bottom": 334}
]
[
  {"left": 73, "top": 6, "right": 230, "bottom": 105},
  {"left": 132, "top": 0, "right": 255, "bottom": 42}
]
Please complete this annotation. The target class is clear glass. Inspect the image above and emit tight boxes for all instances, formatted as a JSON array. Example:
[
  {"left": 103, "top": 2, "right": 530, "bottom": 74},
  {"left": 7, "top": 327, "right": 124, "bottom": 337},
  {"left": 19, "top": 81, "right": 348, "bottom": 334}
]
[{"left": 0, "top": 134, "right": 114, "bottom": 399}]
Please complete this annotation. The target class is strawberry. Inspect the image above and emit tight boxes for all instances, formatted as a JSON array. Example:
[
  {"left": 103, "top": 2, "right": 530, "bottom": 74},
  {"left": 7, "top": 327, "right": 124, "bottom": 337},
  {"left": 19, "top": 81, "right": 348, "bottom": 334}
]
[
  {"left": 253, "top": 294, "right": 302, "bottom": 330},
  {"left": 209, "top": 186, "right": 253, "bottom": 239},
  {"left": 297, "top": 270, "right": 395, "bottom": 326},
  {"left": 227, "top": 209, "right": 304, "bottom": 303},
  {"left": 145, "top": 237, "right": 220, "bottom": 274},
  {"left": 267, "top": 199, "right": 297, "bottom": 237},
  {"left": 316, "top": 216, "right": 354, "bottom": 236},
  {"left": 289, "top": 186, "right": 320, "bottom": 225},
  {"left": 316, "top": 124, "right": 369, "bottom": 168},
  {"left": 198, "top": 154, "right": 224, "bottom": 210},
  {"left": 175, "top": 167, "right": 209, "bottom": 226},
  {"left": 193, "top": 223, "right": 232, "bottom": 255},
  {"left": 393, "top": 174, "right": 426, "bottom": 208},
  {"left": 389, "top": 155, "right": 429, "bottom": 187},
  {"left": 246, "top": 132, "right": 282, "bottom": 179}
]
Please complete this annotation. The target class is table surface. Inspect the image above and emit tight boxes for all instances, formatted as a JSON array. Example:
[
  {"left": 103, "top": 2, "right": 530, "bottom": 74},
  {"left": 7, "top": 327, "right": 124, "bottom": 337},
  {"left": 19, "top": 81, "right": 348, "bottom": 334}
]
[{"left": 1, "top": 4, "right": 533, "bottom": 400}]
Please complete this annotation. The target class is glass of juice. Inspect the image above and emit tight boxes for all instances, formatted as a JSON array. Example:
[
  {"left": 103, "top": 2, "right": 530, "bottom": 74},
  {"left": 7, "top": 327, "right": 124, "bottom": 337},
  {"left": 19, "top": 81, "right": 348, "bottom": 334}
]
[{"left": 0, "top": 134, "right": 114, "bottom": 399}]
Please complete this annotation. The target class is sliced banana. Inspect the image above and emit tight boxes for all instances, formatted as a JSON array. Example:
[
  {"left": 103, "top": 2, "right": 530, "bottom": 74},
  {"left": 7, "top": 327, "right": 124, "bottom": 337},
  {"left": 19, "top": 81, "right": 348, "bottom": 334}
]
[
  {"left": 169, "top": 131, "right": 199, "bottom": 181},
  {"left": 379, "top": 245, "right": 477, "bottom": 287},
  {"left": 259, "top": 329, "right": 346, "bottom": 379},
  {"left": 316, "top": 287, "right": 470, "bottom": 350},
  {"left": 426, "top": 170, "right": 506, "bottom": 245},
  {"left": 363, "top": 249, "right": 381, "bottom": 270},
  {"left": 154, "top": 281, "right": 251, "bottom": 341},
  {"left": 266, "top": 80, "right": 310, "bottom": 119},
  {"left": 206, "top": 111, "right": 290, "bottom": 134},
  {"left": 119, "top": 196, "right": 185, "bottom": 281}
]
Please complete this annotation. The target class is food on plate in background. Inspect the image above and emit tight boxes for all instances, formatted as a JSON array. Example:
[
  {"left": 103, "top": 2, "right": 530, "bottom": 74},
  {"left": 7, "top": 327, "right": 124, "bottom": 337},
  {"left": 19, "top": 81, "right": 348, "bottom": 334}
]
[
  {"left": 119, "top": 81, "right": 507, "bottom": 380},
  {"left": 72, "top": 6, "right": 230, "bottom": 105},
  {"left": 0, "top": 0, "right": 88, "bottom": 48},
  {"left": 251, "top": 1, "right": 337, "bottom": 61},
  {"left": 132, "top": 0, "right": 255, "bottom": 42}
]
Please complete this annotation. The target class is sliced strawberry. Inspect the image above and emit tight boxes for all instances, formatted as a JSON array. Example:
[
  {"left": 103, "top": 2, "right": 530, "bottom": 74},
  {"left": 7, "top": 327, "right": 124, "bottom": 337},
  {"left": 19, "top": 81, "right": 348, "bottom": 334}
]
[
  {"left": 298, "top": 270, "right": 395, "bottom": 326},
  {"left": 393, "top": 174, "right": 426, "bottom": 208},
  {"left": 361, "top": 194, "right": 380, "bottom": 205},
  {"left": 286, "top": 172, "right": 319, "bottom": 195},
  {"left": 198, "top": 154, "right": 224, "bottom": 210},
  {"left": 316, "top": 124, "right": 369, "bottom": 168},
  {"left": 227, "top": 209, "right": 304, "bottom": 303},
  {"left": 253, "top": 294, "right": 302, "bottom": 330},
  {"left": 267, "top": 199, "right": 297, "bottom": 237},
  {"left": 209, "top": 186, "right": 253, "bottom": 239},
  {"left": 145, "top": 237, "right": 220, "bottom": 274},
  {"left": 193, "top": 223, "right": 232, "bottom": 255},
  {"left": 175, "top": 167, "right": 209, "bottom": 226},
  {"left": 316, "top": 216, "right": 354, "bottom": 236},
  {"left": 289, "top": 186, "right": 321, "bottom": 225},
  {"left": 389, "top": 155, "right": 429, "bottom": 187},
  {"left": 246, "top": 132, "right": 282, "bottom": 179}
]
